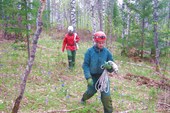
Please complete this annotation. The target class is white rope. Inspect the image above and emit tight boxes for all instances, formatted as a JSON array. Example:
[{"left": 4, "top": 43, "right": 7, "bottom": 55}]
[
  {"left": 95, "top": 69, "right": 110, "bottom": 93},
  {"left": 95, "top": 61, "right": 118, "bottom": 93}
]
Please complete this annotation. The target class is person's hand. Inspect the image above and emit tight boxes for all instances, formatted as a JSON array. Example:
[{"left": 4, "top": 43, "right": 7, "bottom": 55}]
[
  {"left": 111, "top": 61, "right": 118, "bottom": 74},
  {"left": 102, "top": 62, "right": 112, "bottom": 70},
  {"left": 107, "top": 61, "right": 118, "bottom": 74},
  {"left": 87, "top": 78, "right": 93, "bottom": 86},
  {"left": 101, "top": 61, "right": 118, "bottom": 73}
]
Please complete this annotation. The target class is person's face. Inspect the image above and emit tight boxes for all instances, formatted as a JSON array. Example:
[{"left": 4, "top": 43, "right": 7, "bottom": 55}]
[
  {"left": 96, "top": 40, "right": 105, "bottom": 49},
  {"left": 68, "top": 31, "right": 73, "bottom": 35}
]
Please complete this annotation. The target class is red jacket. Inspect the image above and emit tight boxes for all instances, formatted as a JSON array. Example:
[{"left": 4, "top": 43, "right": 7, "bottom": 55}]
[{"left": 62, "top": 33, "right": 80, "bottom": 52}]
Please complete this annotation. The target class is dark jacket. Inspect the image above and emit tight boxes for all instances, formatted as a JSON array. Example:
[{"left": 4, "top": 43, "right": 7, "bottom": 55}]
[{"left": 82, "top": 45, "right": 114, "bottom": 79}]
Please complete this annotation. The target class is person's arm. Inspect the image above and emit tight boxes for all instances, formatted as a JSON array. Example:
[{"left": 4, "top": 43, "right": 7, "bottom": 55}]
[
  {"left": 82, "top": 49, "right": 91, "bottom": 80},
  {"left": 61, "top": 35, "right": 67, "bottom": 52},
  {"left": 106, "top": 50, "right": 118, "bottom": 74},
  {"left": 101, "top": 50, "right": 114, "bottom": 73},
  {"left": 107, "top": 50, "right": 114, "bottom": 62}
]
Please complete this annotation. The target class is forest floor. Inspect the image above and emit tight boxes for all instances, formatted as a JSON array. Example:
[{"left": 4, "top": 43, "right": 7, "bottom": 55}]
[{"left": 0, "top": 29, "right": 170, "bottom": 113}]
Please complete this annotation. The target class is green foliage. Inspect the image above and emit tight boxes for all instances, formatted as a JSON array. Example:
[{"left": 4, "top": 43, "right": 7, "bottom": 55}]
[
  {"left": 1, "top": 33, "right": 169, "bottom": 112},
  {"left": 0, "top": 0, "right": 39, "bottom": 41},
  {"left": 120, "top": 0, "right": 169, "bottom": 59},
  {"left": 0, "top": 102, "right": 5, "bottom": 110},
  {"left": 105, "top": 0, "right": 122, "bottom": 36}
]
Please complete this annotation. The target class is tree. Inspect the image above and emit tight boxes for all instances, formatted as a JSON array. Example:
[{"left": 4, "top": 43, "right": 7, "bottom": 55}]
[
  {"left": 90, "top": 0, "right": 97, "bottom": 34},
  {"left": 12, "top": 0, "right": 46, "bottom": 112},
  {"left": 153, "top": 0, "right": 160, "bottom": 72},
  {"left": 70, "top": 0, "right": 76, "bottom": 31},
  {"left": 97, "top": 0, "right": 105, "bottom": 31},
  {"left": 127, "top": 0, "right": 153, "bottom": 58},
  {"left": 121, "top": 1, "right": 126, "bottom": 55}
]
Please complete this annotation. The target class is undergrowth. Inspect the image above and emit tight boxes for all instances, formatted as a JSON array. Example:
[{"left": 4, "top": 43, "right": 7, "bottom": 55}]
[{"left": 0, "top": 33, "right": 169, "bottom": 113}]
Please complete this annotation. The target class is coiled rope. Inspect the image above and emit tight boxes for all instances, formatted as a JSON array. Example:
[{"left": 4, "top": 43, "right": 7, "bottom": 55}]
[
  {"left": 95, "top": 69, "right": 109, "bottom": 93},
  {"left": 95, "top": 61, "right": 118, "bottom": 93}
]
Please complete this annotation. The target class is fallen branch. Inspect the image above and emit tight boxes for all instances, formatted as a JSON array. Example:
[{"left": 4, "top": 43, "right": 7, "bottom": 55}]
[
  {"left": 47, "top": 106, "right": 84, "bottom": 113},
  {"left": 119, "top": 109, "right": 133, "bottom": 113},
  {"left": 119, "top": 107, "right": 147, "bottom": 113},
  {"left": 158, "top": 102, "right": 170, "bottom": 107}
]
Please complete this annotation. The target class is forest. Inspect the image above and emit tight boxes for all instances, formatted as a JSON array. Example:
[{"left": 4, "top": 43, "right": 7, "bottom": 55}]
[{"left": 0, "top": 0, "right": 170, "bottom": 113}]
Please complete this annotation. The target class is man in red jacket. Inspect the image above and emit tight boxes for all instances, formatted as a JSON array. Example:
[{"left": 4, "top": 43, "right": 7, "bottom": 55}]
[{"left": 62, "top": 26, "right": 80, "bottom": 69}]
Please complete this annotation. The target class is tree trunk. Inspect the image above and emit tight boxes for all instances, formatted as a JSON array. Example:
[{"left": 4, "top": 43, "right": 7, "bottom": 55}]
[
  {"left": 97, "top": 0, "right": 105, "bottom": 31},
  {"left": 97, "top": 0, "right": 101, "bottom": 31},
  {"left": 153, "top": 0, "right": 160, "bottom": 72},
  {"left": 12, "top": 0, "right": 46, "bottom": 113},
  {"left": 25, "top": 0, "right": 30, "bottom": 59},
  {"left": 56, "top": 0, "right": 63, "bottom": 31},
  {"left": 121, "top": 2, "right": 126, "bottom": 56},
  {"left": 70, "top": 0, "right": 76, "bottom": 31},
  {"left": 141, "top": 17, "right": 145, "bottom": 58},
  {"left": 127, "top": 0, "right": 131, "bottom": 41},
  {"left": 168, "top": 2, "right": 170, "bottom": 46},
  {"left": 102, "top": 0, "right": 105, "bottom": 31},
  {"left": 91, "top": 0, "right": 97, "bottom": 34},
  {"left": 109, "top": 0, "right": 114, "bottom": 39},
  {"left": 46, "top": 0, "right": 50, "bottom": 28},
  {"left": 51, "top": 0, "right": 55, "bottom": 26}
]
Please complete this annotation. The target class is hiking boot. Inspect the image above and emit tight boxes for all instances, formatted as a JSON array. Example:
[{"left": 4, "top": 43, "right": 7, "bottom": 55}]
[{"left": 80, "top": 99, "right": 86, "bottom": 105}]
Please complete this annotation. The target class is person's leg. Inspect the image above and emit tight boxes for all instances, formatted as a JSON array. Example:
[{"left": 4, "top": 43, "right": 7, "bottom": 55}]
[
  {"left": 81, "top": 83, "right": 97, "bottom": 102},
  {"left": 67, "top": 50, "right": 73, "bottom": 69},
  {"left": 101, "top": 80, "right": 113, "bottom": 113},
  {"left": 72, "top": 50, "right": 76, "bottom": 67},
  {"left": 81, "top": 77, "right": 97, "bottom": 102}
]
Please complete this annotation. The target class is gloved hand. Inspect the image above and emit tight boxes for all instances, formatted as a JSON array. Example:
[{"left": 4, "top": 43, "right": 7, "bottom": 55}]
[
  {"left": 102, "top": 61, "right": 112, "bottom": 70},
  {"left": 87, "top": 78, "right": 93, "bottom": 86},
  {"left": 101, "top": 61, "right": 114, "bottom": 73},
  {"left": 110, "top": 61, "right": 118, "bottom": 74}
]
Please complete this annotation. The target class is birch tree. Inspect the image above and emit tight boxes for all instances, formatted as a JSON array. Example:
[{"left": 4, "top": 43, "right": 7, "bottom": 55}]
[
  {"left": 97, "top": 0, "right": 105, "bottom": 31},
  {"left": 12, "top": 0, "right": 46, "bottom": 112},
  {"left": 90, "top": 0, "right": 97, "bottom": 34},
  {"left": 56, "top": 0, "right": 63, "bottom": 31},
  {"left": 102, "top": 0, "right": 106, "bottom": 31},
  {"left": 70, "top": 0, "right": 76, "bottom": 31}
]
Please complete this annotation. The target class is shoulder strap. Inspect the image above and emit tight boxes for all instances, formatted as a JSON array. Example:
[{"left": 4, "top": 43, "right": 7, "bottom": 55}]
[{"left": 74, "top": 33, "right": 77, "bottom": 41}]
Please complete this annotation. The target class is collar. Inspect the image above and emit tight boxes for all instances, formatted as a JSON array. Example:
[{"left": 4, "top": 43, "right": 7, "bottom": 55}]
[{"left": 93, "top": 45, "right": 104, "bottom": 53}]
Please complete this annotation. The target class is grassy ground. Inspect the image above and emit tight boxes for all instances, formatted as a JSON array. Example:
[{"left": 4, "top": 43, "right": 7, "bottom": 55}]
[{"left": 0, "top": 32, "right": 170, "bottom": 113}]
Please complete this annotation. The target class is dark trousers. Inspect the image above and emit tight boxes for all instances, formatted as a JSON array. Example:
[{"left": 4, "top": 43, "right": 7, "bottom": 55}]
[
  {"left": 81, "top": 76, "right": 113, "bottom": 113},
  {"left": 67, "top": 50, "right": 76, "bottom": 69}
]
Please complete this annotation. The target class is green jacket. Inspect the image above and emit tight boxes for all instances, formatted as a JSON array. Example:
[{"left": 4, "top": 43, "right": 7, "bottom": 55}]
[{"left": 82, "top": 45, "right": 114, "bottom": 79}]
